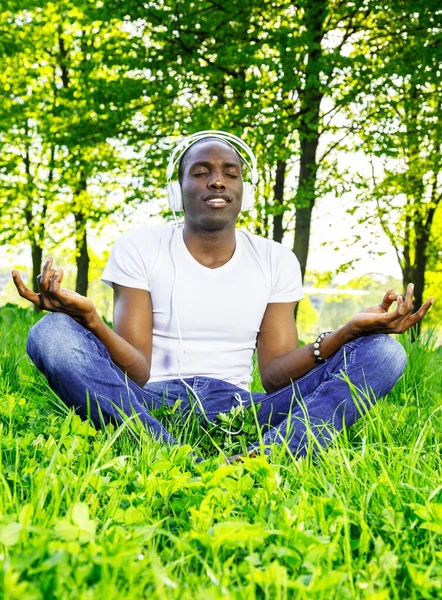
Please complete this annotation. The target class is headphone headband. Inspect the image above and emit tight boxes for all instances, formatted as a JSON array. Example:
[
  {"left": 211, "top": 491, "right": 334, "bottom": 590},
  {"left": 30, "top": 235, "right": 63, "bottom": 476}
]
[{"left": 166, "top": 130, "right": 258, "bottom": 184}]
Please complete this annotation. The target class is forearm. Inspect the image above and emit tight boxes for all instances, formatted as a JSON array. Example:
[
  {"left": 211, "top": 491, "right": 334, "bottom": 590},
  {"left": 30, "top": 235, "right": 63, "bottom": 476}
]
[
  {"left": 86, "top": 313, "right": 150, "bottom": 387},
  {"left": 262, "top": 322, "right": 358, "bottom": 393}
]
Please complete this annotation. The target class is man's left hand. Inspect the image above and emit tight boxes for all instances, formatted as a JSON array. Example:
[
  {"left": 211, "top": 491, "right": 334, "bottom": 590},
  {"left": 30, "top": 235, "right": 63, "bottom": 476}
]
[{"left": 349, "top": 283, "right": 434, "bottom": 336}]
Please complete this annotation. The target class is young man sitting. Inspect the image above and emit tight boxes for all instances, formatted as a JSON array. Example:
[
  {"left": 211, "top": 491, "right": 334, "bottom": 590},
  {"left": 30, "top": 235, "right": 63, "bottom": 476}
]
[{"left": 12, "top": 131, "right": 433, "bottom": 459}]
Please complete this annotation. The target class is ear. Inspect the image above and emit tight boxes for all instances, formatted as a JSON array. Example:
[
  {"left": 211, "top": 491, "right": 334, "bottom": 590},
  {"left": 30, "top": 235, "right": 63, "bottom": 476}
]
[
  {"left": 241, "top": 182, "right": 255, "bottom": 211},
  {"left": 167, "top": 181, "right": 183, "bottom": 211}
]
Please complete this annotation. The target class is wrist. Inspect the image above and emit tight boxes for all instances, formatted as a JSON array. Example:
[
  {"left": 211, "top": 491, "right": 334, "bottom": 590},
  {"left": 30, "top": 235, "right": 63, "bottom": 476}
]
[
  {"left": 84, "top": 310, "right": 102, "bottom": 333},
  {"left": 313, "top": 331, "right": 332, "bottom": 363},
  {"left": 344, "top": 319, "right": 362, "bottom": 340}
]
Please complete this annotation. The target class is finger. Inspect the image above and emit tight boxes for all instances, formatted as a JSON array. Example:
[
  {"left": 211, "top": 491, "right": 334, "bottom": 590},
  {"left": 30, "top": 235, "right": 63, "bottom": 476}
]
[
  {"left": 55, "top": 266, "right": 64, "bottom": 286},
  {"left": 40, "top": 257, "right": 56, "bottom": 291},
  {"left": 396, "top": 293, "right": 413, "bottom": 316},
  {"left": 11, "top": 271, "right": 42, "bottom": 307},
  {"left": 49, "top": 270, "right": 62, "bottom": 294},
  {"left": 405, "top": 297, "right": 434, "bottom": 327},
  {"left": 48, "top": 276, "right": 79, "bottom": 306},
  {"left": 385, "top": 293, "right": 407, "bottom": 322},
  {"left": 48, "top": 269, "right": 67, "bottom": 296},
  {"left": 389, "top": 297, "right": 434, "bottom": 333},
  {"left": 404, "top": 282, "right": 414, "bottom": 312},
  {"left": 380, "top": 289, "right": 397, "bottom": 311}
]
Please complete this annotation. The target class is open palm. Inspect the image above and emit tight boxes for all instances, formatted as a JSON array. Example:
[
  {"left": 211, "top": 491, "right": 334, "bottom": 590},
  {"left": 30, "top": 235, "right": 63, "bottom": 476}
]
[
  {"left": 12, "top": 257, "right": 97, "bottom": 328},
  {"left": 350, "top": 284, "right": 433, "bottom": 336}
]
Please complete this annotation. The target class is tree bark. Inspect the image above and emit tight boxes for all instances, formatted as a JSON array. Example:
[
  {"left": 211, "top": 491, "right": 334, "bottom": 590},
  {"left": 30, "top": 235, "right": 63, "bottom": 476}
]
[
  {"left": 292, "top": 0, "right": 327, "bottom": 319},
  {"left": 30, "top": 243, "right": 43, "bottom": 294},
  {"left": 401, "top": 220, "right": 430, "bottom": 338},
  {"left": 293, "top": 139, "right": 319, "bottom": 284},
  {"left": 74, "top": 210, "right": 89, "bottom": 297},
  {"left": 30, "top": 242, "right": 43, "bottom": 314},
  {"left": 413, "top": 232, "right": 427, "bottom": 318},
  {"left": 272, "top": 159, "right": 286, "bottom": 243}
]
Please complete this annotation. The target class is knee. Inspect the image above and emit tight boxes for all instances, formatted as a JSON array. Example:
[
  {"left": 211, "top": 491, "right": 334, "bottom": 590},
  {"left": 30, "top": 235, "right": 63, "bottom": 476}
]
[
  {"left": 360, "top": 334, "right": 407, "bottom": 395},
  {"left": 375, "top": 333, "right": 407, "bottom": 376},
  {"left": 27, "top": 313, "right": 85, "bottom": 371}
]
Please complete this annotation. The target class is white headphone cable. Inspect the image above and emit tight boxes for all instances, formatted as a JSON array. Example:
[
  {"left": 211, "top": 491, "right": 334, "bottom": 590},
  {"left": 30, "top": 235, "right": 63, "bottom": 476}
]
[
  {"left": 170, "top": 212, "right": 207, "bottom": 418},
  {"left": 169, "top": 213, "right": 245, "bottom": 436}
]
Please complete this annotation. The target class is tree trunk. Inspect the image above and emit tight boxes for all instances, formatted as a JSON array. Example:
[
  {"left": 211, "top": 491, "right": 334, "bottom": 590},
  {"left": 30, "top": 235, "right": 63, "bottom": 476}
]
[
  {"left": 29, "top": 242, "right": 43, "bottom": 312},
  {"left": 292, "top": 0, "right": 326, "bottom": 319},
  {"left": 293, "top": 127, "right": 321, "bottom": 320},
  {"left": 31, "top": 242, "right": 43, "bottom": 293},
  {"left": 293, "top": 153, "right": 318, "bottom": 284},
  {"left": 74, "top": 211, "right": 89, "bottom": 297},
  {"left": 402, "top": 223, "right": 429, "bottom": 338},
  {"left": 272, "top": 159, "right": 286, "bottom": 243}
]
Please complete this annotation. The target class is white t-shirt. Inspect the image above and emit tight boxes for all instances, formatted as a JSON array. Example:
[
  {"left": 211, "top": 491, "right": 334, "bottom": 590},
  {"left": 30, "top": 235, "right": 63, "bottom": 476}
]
[{"left": 102, "top": 225, "right": 303, "bottom": 390}]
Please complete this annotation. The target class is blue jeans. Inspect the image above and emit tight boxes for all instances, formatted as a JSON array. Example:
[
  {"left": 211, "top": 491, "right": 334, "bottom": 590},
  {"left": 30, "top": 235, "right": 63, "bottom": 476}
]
[{"left": 27, "top": 313, "right": 407, "bottom": 458}]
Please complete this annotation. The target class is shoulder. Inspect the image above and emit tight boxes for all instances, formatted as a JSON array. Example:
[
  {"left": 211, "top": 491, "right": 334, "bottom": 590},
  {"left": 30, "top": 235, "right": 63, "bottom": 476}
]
[
  {"left": 115, "top": 225, "right": 174, "bottom": 245},
  {"left": 111, "top": 225, "right": 175, "bottom": 253},
  {"left": 103, "top": 225, "right": 175, "bottom": 288},
  {"left": 237, "top": 229, "right": 298, "bottom": 262}
]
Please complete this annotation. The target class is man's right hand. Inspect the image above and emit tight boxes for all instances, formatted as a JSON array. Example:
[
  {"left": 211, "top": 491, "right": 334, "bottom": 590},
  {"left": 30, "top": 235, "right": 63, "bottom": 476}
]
[{"left": 12, "top": 257, "right": 98, "bottom": 329}]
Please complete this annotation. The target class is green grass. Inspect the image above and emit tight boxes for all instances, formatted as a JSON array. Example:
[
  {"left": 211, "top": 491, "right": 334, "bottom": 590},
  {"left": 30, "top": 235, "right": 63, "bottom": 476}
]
[{"left": 0, "top": 305, "right": 441, "bottom": 599}]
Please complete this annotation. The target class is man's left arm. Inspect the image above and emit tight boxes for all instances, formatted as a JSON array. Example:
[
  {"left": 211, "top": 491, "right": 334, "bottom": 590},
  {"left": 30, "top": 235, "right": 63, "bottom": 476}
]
[
  {"left": 257, "top": 302, "right": 356, "bottom": 393},
  {"left": 258, "top": 285, "right": 434, "bottom": 394}
]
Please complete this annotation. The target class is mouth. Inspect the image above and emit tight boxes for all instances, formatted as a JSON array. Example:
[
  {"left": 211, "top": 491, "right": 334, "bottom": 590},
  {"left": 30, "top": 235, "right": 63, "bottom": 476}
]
[{"left": 203, "top": 194, "right": 232, "bottom": 208}]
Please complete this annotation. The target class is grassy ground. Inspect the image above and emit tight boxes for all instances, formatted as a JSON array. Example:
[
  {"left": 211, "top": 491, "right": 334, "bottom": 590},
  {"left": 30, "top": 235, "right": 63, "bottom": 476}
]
[{"left": 0, "top": 305, "right": 441, "bottom": 599}]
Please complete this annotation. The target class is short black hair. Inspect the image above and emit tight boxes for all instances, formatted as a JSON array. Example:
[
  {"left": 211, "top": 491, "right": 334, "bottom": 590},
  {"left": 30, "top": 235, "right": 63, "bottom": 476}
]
[{"left": 177, "top": 137, "right": 244, "bottom": 183}]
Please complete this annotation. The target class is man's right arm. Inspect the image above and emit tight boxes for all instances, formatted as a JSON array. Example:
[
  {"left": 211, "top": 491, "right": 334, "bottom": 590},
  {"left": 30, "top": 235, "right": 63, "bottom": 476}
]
[
  {"left": 13, "top": 259, "right": 154, "bottom": 388},
  {"left": 80, "top": 285, "right": 153, "bottom": 388}
]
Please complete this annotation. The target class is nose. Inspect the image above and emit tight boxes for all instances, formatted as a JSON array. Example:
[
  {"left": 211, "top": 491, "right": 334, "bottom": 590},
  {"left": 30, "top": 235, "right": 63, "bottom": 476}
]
[{"left": 208, "top": 174, "right": 226, "bottom": 191}]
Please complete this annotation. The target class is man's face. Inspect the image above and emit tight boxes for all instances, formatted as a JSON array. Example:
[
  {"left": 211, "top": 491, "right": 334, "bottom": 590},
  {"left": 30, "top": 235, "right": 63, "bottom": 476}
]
[{"left": 180, "top": 140, "right": 244, "bottom": 231}]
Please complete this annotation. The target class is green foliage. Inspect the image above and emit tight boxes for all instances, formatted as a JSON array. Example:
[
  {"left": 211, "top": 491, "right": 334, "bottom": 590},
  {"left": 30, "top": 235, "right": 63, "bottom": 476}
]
[
  {"left": 297, "top": 296, "right": 320, "bottom": 338},
  {"left": 0, "top": 306, "right": 441, "bottom": 598},
  {"left": 1, "top": 0, "right": 440, "bottom": 313},
  {"left": 348, "top": 0, "right": 442, "bottom": 311},
  {"left": 0, "top": 0, "right": 167, "bottom": 290}
]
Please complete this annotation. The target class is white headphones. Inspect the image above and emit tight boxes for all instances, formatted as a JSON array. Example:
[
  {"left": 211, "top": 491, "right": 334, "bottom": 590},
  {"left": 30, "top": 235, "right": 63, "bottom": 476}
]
[{"left": 166, "top": 130, "right": 259, "bottom": 212}]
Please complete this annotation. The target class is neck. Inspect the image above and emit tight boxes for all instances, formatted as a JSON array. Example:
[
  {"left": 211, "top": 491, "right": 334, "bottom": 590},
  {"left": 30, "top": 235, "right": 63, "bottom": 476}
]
[{"left": 182, "top": 223, "right": 237, "bottom": 269}]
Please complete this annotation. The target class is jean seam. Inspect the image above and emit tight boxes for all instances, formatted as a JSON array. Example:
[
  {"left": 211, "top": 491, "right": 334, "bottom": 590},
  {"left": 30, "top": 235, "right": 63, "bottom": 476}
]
[
  {"left": 194, "top": 377, "right": 211, "bottom": 395},
  {"left": 203, "top": 396, "right": 250, "bottom": 417},
  {"left": 82, "top": 329, "right": 157, "bottom": 401},
  {"left": 300, "top": 345, "right": 358, "bottom": 408},
  {"left": 254, "top": 362, "right": 328, "bottom": 412}
]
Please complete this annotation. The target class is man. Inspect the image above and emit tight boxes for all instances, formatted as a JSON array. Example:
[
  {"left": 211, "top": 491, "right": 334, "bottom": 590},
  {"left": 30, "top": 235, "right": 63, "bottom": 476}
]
[{"left": 12, "top": 131, "right": 433, "bottom": 459}]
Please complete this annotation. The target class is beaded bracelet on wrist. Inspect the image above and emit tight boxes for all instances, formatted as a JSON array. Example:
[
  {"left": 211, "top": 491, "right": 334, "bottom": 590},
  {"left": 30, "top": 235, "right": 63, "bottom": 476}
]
[{"left": 313, "top": 331, "right": 333, "bottom": 363}]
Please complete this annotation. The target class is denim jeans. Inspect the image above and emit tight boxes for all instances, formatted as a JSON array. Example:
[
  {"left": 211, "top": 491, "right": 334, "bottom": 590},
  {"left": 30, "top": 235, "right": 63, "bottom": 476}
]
[{"left": 27, "top": 313, "right": 407, "bottom": 458}]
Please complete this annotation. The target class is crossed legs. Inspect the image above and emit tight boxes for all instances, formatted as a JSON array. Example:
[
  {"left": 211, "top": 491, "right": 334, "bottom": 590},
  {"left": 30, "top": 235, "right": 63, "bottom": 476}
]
[{"left": 27, "top": 313, "right": 407, "bottom": 458}]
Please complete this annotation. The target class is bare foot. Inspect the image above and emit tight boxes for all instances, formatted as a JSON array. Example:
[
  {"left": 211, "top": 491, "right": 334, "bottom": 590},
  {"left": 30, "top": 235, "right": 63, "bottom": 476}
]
[{"left": 225, "top": 450, "right": 257, "bottom": 464}]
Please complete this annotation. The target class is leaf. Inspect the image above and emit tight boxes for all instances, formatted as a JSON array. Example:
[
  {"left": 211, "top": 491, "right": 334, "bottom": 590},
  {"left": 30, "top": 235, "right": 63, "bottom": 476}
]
[
  {"left": 74, "top": 421, "right": 97, "bottom": 437},
  {"left": 54, "top": 519, "right": 80, "bottom": 542},
  {"left": 211, "top": 521, "right": 269, "bottom": 548},
  {"left": 0, "top": 522, "right": 22, "bottom": 547},
  {"left": 54, "top": 503, "right": 97, "bottom": 543},
  {"left": 71, "top": 502, "right": 90, "bottom": 529},
  {"left": 18, "top": 504, "right": 34, "bottom": 529},
  {"left": 72, "top": 502, "right": 96, "bottom": 543},
  {"left": 124, "top": 506, "right": 145, "bottom": 525},
  {"left": 419, "top": 522, "right": 442, "bottom": 534}
]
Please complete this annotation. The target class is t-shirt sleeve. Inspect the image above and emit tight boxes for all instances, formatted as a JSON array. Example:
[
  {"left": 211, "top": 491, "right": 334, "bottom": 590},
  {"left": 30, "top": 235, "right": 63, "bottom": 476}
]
[
  {"left": 101, "top": 231, "right": 150, "bottom": 291},
  {"left": 269, "top": 245, "right": 304, "bottom": 303}
]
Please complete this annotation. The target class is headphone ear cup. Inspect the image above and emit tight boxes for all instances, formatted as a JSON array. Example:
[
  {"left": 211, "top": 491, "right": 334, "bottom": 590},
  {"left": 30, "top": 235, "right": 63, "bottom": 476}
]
[
  {"left": 241, "top": 182, "right": 255, "bottom": 211},
  {"left": 167, "top": 181, "right": 183, "bottom": 211}
]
